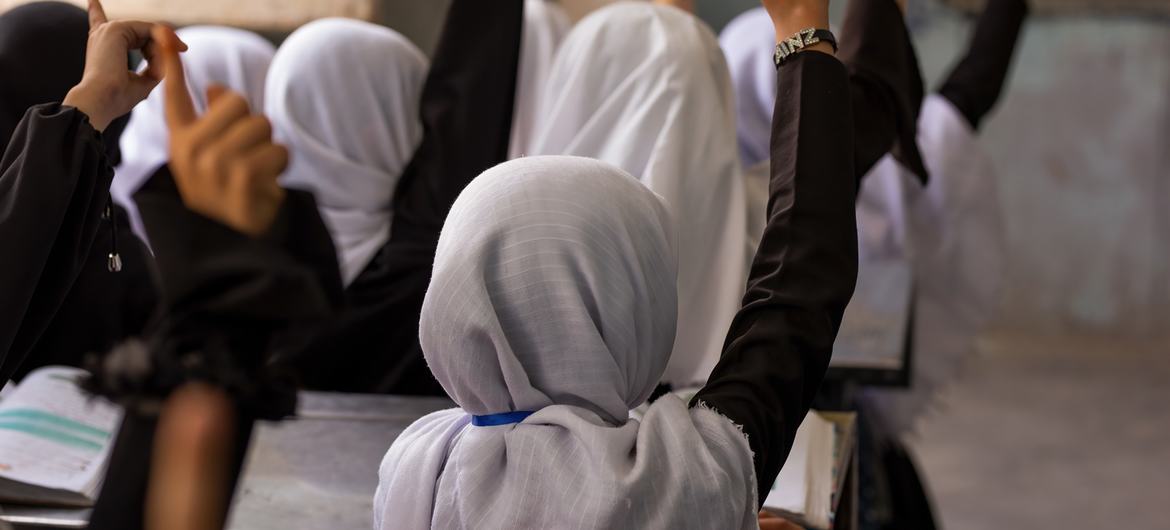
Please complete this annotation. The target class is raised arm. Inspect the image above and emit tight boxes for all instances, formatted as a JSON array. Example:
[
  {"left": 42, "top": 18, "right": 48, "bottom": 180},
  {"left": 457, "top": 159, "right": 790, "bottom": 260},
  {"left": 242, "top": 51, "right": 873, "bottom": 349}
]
[
  {"left": 838, "top": 0, "right": 929, "bottom": 183},
  {"left": 389, "top": 0, "right": 524, "bottom": 243},
  {"left": 937, "top": 0, "right": 1029, "bottom": 130},
  {"left": 0, "top": 0, "right": 173, "bottom": 382},
  {"left": 692, "top": 0, "right": 858, "bottom": 504}
]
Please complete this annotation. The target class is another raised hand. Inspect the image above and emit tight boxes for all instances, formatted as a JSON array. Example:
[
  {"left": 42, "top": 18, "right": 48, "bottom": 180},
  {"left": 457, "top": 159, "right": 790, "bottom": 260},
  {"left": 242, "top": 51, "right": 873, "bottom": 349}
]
[
  {"left": 760, "top": 0, "right": 832, "bottom": 54},
  {"left": 62, "top": 0, "right": 185, "bottom": 131},
  {"left": 153, "top": 26, "right": 287, "bottom": 237},
  {"left": 653, "top": 0, "right": 696, "bottom": 14}
]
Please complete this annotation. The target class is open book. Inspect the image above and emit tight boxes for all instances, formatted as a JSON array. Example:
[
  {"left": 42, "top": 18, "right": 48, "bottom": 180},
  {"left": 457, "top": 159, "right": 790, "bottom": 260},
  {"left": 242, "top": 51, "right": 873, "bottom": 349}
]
[
  {"left": 764, "top": 412, "right": 857, "bottom": 530},
  {"left": 0, "top": 367, "right": 122, "bottom": 507}
]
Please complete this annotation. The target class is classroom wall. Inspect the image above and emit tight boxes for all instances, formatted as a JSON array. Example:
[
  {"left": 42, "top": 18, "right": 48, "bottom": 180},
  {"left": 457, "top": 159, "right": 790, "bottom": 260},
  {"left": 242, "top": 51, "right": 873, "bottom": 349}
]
[{"left": 908, "top": 6, "right": 1170, "bottom": 337}]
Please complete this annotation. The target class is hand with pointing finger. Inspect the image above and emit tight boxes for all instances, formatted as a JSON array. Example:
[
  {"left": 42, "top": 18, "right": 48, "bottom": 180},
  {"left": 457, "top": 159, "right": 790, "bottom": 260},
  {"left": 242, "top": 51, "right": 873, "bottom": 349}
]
[
  {"left": 153, "top": 25, "right": 287, "bottom": 238},
  {"left": 63, "top": 0, "right": 185, "bottom": 131}
]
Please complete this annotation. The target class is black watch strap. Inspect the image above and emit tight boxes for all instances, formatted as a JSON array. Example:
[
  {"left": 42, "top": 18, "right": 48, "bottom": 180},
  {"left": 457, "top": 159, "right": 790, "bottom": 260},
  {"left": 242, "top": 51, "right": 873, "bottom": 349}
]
[{"left": 774, "top": 28, "right": 838, "bottom": 68}]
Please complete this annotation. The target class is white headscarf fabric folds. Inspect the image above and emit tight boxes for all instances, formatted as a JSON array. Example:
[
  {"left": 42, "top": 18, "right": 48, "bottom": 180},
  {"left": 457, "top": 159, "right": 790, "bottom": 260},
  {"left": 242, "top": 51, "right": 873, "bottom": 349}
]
[
  {"left": 113, "top": 26, "right": 275, "bottom": 244},
  {"left": 509, "top": 0, "right": 573, "bottom": 158},
  {"left": 527, "top": 3, "right": 749, "bottom": 386},
  {"left": 720, "top": 7, "right": 778, "bottom": 169},
  {"left": 267, "top": 18, "right": 428, "bottom": 285},
  {"left": 375, "top": 156, "right": 757, "bottom": 530}
]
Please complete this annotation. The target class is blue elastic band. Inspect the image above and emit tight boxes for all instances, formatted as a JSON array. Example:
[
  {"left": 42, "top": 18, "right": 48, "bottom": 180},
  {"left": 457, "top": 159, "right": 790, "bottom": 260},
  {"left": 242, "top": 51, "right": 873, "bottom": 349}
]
[{"left": 471, "top": 410, "right": 535, "bottom": 427}]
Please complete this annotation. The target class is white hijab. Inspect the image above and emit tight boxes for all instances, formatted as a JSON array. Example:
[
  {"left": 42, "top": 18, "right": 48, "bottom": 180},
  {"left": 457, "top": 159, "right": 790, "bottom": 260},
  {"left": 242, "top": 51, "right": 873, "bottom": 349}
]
[
  {"left": 113, "top": 26, "right": 275, "bottom": 244},
  {"left": 527, "top": 3, "right": 749, "bottom": 387},
  {"left": 858, "top": 95, "right": 1005, "bottom": 432},
  {"left": 267, "top": 18, "right": 427, "bottom": 285},
  {"left": 720, "top": 7, "right": 1006, "bottom": 430},
  {"left": 719, "top": 7, "right": 777, "bottom": 169},
  {"left": 509, "top": 0, "right": 573, "bottom": 158},
  {"left": 375, "top": 156, "right": 756, "bottom": 530}
]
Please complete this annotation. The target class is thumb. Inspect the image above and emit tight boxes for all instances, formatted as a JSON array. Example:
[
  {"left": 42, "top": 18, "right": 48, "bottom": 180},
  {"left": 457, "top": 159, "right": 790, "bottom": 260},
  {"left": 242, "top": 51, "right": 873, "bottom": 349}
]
[{"left": 153, "top": 24, "right": 197, "bottom": 129}]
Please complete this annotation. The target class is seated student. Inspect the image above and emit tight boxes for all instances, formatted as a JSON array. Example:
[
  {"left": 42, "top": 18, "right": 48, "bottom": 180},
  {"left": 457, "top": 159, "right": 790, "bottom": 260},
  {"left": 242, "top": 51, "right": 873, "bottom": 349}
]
[
  {"left": 113, "top": 25, "right": 276, "bottom": 246},
  {"left": 721, "top": 0, "right": 1027, "bottom": 433},
  {"left": 524, "top": 2, "right": 752, "bottom": 389},
  {"left": 265, "top": 18, "right": 428, "bottom": 288},
  {"left": 374, "top": 0, "right": 858, "bottom": 527},
  {"left": 269, "top": 1, "right": 525, "bottom": 394},
  {"left": 0, "top": 0, "right": 163, "bottom": 384}
]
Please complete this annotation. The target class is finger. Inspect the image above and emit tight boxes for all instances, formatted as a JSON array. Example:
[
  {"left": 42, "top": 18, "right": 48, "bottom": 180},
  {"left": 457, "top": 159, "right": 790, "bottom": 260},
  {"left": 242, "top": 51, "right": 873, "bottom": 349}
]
[
  {"left": 87, "top": 0, "right": 108, "bottom": 29},
  {"left": 211, "top": 115, "right": 273, "bottom": 157},
  {"left": 139, "top": 32, "right": 188, "bottom": 82},
  {"left": 103, "top": 20, "right": 158, "bottom": 51},
  {"left": 206, "top": 85, "right": 228, "bottom": 107},
  {"left": 154, "top": 25, "right": 197, "bottom": 128},
  {"left": 186, "top": 91, "right": 250, "bottom": 146}
]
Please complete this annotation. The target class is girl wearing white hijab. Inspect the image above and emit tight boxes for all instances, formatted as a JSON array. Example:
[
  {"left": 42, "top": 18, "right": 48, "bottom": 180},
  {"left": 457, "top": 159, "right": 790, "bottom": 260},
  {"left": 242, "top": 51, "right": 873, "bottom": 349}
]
[
  {"left": 526, "top": 2, "right": 749, "bottom": 388},
  {"left": 112, "top": 26, "right": 275, "bottom": 244},
  {"left": 720, "top": 0, "right": 1026, "bottom": 433},
  {"left": 270, "top": 2, "right": 526, "bottom": 394},
  {"left": 375, "top": 3, "right": 862, "bottom": 521},
  {"left": 266, "top": 18, "right": 428, "bottom": 286}
]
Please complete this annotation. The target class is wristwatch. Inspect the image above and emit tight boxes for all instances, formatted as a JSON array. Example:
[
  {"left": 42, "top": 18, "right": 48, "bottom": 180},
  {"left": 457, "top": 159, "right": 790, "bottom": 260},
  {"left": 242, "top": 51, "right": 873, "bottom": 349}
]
[{"left": 774, "top": 28, "right": 837, "bottom": 68}]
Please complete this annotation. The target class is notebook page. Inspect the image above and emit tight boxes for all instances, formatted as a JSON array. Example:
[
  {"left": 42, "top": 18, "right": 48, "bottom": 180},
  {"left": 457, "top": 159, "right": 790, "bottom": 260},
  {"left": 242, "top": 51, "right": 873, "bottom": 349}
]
[{"left": 0, "top": 367, "right": 122, "bottom": 498}]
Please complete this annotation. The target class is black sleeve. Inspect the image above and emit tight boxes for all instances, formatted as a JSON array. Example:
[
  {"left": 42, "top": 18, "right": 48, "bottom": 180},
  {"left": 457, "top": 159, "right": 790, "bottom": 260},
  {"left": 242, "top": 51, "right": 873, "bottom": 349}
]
[
  {"left": 937, "top": 0, "right": 1029, "bottom": 131},
  {"left": 389, "top": 0, "right": 524, "bottom": 245},
  {"left": 13, "top": 207, "right": 159, "bottom": 381},
  {"left": 691, "top": 51, "right": 859, "bottom": 504},
  {"left": 838, "top": 0, "right": 929, "bottom": 184},
  {"left": 274, "top": 0, "right": 524, "bottom": 394},
  {"left": 0, "top": 104, "right": 114, "bottom": 383},
  {"left": 87, "top": 166, "right": 344, "bottom": 530}
]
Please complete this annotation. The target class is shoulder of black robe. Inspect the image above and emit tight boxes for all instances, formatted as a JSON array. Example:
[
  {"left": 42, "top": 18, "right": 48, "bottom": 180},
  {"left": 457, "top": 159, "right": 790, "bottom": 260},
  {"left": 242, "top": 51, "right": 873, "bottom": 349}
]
[
  {"left": 838, "top": 0, "right": 929, "bottom": 185},
  {"left": 272, "top": 0, "right": 524, "bottom": 395},
  {"left": 0, "top": 104, "right": 115, "bottom": 383},
  {"left": 87, "top": 166, "right": 344, "bottom": 530},
  {"left": 937, "top": 0, "right": 1029, "bottom": 131},
  {"left": 691, "top": 51, "right": 859, "bottom": 505},
  {"left": 13, "top": 204, "right": 159, "bottom": 381}
]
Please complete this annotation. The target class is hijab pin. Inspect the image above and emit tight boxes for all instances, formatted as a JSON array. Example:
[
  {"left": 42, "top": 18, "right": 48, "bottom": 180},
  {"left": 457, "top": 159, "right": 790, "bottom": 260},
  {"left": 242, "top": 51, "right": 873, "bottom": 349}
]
[{"left": 107, "top": 252, "right": 122, "bottom": 272}]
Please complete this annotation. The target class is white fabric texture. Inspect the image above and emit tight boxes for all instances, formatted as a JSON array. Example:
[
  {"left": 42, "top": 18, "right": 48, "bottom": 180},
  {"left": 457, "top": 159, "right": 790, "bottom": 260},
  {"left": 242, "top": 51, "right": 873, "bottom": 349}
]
[
  {"left": 526, "top": 3, "right": 749, "bottom": 386},
  {"left": 720, "top": 7, "right": 777, "bottom": 169},
  {"left": 267, "top": 18, "right": 427, "bottom": 285},
  {"left": 858, "top": 95, "right": 1005, "bottom": 433},
  {"left": 113, "top": 26, "right": 275, "bottom": 245},
  {"left": 374, "top": 156, "right": 757, "bottom": 530},
  {"left": 509, "top": 0, "right": 573, "bottom": 158}
]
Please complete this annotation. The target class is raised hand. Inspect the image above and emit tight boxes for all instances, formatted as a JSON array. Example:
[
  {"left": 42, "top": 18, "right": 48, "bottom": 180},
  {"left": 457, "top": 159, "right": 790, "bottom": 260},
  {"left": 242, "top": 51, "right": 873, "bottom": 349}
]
[
  {"left": 153, "top": 25, "right": 287, "bottom": 237},
  {"left": 653, "top": 0, "right": 696, "bottom": 14},
  {"left": 761, "top": 0, "right": 832, "bottom": 54},
  {"left": 62, "top": 0, "right": 185, "bottom": 131}
]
